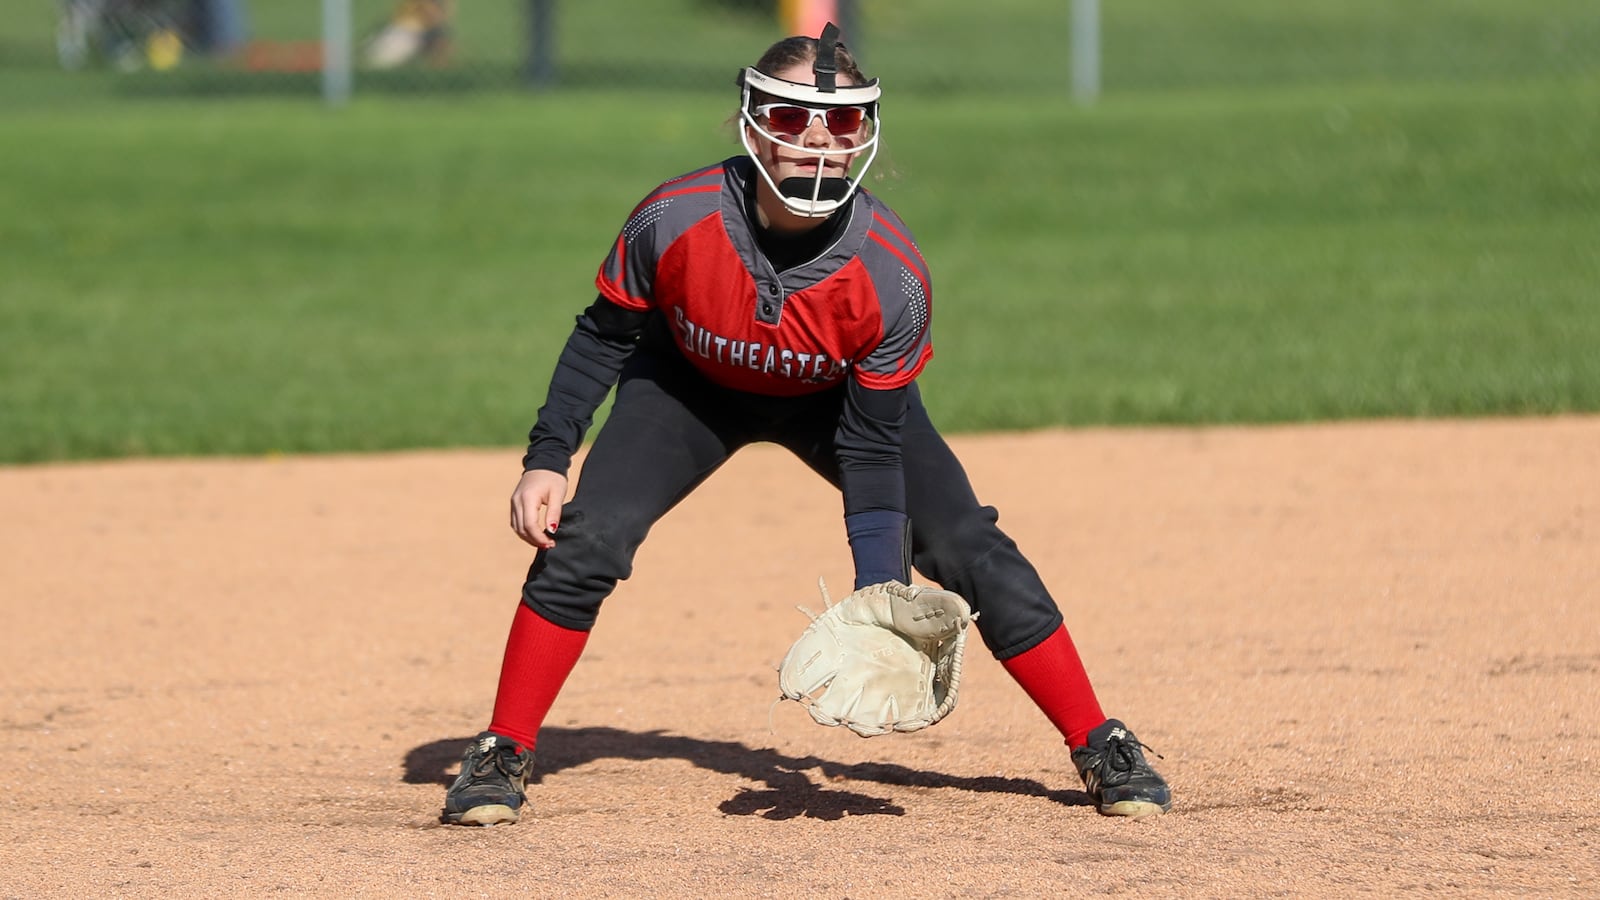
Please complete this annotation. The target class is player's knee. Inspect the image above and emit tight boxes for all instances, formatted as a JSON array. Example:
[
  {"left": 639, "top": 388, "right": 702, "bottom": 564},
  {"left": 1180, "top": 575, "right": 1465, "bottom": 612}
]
[{"left": 521, "top": 510, "right": 640, "bottom": 629}]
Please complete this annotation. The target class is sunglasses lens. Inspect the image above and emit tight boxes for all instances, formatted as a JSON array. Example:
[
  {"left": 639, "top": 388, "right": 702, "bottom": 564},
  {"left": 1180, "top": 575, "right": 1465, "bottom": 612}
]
[
  {"left": 765, "top": 106, "right": 811, "bottom": 134},
  {"left": 823, "top": 107, "right": 864, "bottom": 134}
]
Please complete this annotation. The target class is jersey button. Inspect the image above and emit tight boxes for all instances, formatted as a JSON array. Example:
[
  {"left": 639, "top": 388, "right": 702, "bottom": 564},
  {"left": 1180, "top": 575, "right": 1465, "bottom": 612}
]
[
  {"left": 766, "top": 284, "right": 779, "bottom": 296},
  {"left": 761, "top": 303, "right": 774, "bottom": 316}
]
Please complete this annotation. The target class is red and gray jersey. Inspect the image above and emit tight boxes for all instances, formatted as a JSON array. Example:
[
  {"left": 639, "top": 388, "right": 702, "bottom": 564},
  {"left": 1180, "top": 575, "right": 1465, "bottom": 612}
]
[{"left": 595, "top": 156, "right": 933, "bottom": 397}]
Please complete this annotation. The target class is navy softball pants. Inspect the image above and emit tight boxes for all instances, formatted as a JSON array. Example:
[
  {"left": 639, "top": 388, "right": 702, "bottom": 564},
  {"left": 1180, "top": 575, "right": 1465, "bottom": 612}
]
[{"left": 521, "top": 349, "right": 1066, "bottom": 660}]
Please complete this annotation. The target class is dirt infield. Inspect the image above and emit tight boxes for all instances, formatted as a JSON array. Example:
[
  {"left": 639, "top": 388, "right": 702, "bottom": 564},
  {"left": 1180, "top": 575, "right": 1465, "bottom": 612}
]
[{"left": 2, "top": 417, "right": 1596, "bottom": 897}]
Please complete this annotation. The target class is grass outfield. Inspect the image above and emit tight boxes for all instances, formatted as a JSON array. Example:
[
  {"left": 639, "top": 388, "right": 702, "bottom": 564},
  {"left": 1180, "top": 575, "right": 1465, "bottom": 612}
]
[{"left": 2, "top": 5, "right": 1598, "bottom": 463}]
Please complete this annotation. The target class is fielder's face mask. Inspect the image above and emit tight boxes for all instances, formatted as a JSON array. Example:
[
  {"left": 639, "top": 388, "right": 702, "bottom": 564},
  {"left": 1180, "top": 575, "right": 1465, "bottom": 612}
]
[{"left": 737, "top": 24, "right": 881, "bottom": 218}]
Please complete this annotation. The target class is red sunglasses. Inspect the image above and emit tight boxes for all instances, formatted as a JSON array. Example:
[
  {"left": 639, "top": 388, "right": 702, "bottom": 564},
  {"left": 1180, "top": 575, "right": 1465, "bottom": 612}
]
[{"left": 754, "top": 103, "right": 868, "bottom": 137}]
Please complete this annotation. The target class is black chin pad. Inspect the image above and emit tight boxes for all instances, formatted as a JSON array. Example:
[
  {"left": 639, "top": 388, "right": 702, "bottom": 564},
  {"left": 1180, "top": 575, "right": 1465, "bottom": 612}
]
[{"left": 779, "top": 177, "right": 850, "bottom": 202}]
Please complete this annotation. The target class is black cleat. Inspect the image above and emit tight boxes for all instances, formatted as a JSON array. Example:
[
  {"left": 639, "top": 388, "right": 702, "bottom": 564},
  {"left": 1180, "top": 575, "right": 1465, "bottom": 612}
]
[
  {"left": 442, "top": 731, "right": 534, "bottom": 826},
  {"left": 1071, "top": 718, "right": 1173, "bottom": 817}
]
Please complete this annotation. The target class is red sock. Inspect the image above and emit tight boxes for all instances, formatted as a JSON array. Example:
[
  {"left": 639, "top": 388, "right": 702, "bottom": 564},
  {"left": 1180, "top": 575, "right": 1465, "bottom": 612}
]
[
  {"left": 1000, "top": 625, "right": 1106, "bottom": 749},
  {"left": 486, "top": 603, "right": 590, "bottom": 753}
]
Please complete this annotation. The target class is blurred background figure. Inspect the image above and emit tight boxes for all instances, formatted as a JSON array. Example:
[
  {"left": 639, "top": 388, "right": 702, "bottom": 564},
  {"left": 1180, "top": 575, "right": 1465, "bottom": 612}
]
[
  {"left": 188, "top": 0, "right": 250, "bottom": 57},
  {"left": 56, "top": 0, "right": 249, "bottom": 71},
  {"left": 363, "top": 0, "right": 455, "bottom": 69},
  {"left": 58, "top": 0, "right": 171, "bottom": 70}
]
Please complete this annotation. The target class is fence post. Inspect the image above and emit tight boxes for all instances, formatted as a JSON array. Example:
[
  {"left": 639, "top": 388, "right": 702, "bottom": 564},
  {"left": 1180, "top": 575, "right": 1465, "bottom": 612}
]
[
  {"left": 838, "top": 0, "right": 862, "bottom": 62},
  {"left": 525, "top": 0, "right": 557, "bottom": 89},
  {"left": 1071, "top": 0, "right": 1100, "bottom": 105},
  {"left": 321, "top": 0, "right": 352, "bottom": 106}
]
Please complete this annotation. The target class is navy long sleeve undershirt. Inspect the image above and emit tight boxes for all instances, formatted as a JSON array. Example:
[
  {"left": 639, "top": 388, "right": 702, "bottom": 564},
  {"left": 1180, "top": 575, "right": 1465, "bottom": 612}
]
[
  {"left": 521, "top": 297, "right": 646, "bottom": 477},
  {"left": 837, "top": 379, "right": 911, "bottom": 586}
]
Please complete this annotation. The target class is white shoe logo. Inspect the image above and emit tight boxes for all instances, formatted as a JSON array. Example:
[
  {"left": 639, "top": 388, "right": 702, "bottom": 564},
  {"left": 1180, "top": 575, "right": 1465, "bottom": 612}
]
[
  {"left": 477, "top": 735, "right": 498, "bottom": 754},
  {"left": 1109, "top": 727, "right": 1127, "bottom": 740}
]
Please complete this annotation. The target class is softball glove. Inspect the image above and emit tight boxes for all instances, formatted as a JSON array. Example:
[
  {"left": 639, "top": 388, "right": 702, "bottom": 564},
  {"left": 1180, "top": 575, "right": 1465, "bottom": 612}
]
[{"left": 777, "top": 579, "right": 975, "bottom": 738}]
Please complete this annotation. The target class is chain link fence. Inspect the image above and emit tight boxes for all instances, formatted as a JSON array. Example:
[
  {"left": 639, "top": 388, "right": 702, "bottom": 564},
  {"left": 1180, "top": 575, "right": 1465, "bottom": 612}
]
[{"left": 5, "top": 1, "right": 1597, "bottom": 103}]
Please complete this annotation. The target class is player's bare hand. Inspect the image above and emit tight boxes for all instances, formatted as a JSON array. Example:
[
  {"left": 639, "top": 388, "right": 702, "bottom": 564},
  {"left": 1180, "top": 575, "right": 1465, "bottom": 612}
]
[{"left": 510, "top": 469, "right": 568, "bottom": 549}]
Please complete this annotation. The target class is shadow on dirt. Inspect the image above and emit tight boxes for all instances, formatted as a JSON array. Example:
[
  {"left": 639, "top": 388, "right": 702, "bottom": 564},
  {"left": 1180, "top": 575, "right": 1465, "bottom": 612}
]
[{"left": 405, "top": 727, "right": 1090, "bottom": 820}]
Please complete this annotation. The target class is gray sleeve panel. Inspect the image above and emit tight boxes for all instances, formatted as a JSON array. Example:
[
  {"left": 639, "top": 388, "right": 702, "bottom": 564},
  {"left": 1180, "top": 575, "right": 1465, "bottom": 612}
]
[
  {"left": 596, "top": 162, "right": 732, "bottom": 309},
  {"left": 852, "top": 195, "right": 934, "bottom": 384}
]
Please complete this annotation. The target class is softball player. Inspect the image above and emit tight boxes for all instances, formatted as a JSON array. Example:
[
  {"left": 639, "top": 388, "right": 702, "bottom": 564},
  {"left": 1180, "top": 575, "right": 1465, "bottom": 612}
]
[{"left": 444, "top": 25, "right": 1171, "bottom": 825}]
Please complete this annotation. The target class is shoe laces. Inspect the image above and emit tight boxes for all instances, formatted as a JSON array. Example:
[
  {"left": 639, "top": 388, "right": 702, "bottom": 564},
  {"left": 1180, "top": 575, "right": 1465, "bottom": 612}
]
[
  {"left": 468, "top": 740, "right": 525, "bottom": 779},
  {"left": 1100, "top": 732, "right": 1162, "bottom": 785}
]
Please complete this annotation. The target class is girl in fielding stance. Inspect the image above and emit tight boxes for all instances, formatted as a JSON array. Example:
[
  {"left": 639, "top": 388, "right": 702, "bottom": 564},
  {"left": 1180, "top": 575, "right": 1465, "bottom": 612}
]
[{"left": 444, "top": 25, "right": 1172, "bottom": 825}]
